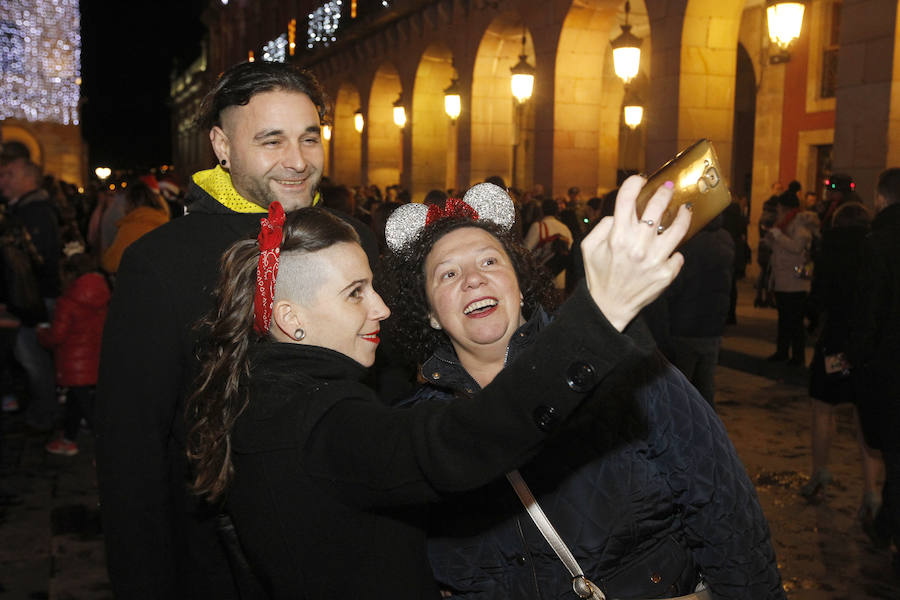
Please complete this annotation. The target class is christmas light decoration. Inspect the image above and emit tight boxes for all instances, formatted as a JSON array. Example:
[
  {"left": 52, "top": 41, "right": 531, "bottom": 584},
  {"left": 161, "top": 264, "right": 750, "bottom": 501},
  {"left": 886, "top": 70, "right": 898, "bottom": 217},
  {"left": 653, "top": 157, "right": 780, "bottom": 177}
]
[
  {"left": 263, "top": 34, "right": 288, "bottom": 63},
  {"left": 307, "top": 0, "right": 343, "bottom": 49},
  {"left": 288, "top": 19, "right": 296, "bottom": 56},
  {"left": 0, "top": 0, "right": 81, "bottom": 125}
]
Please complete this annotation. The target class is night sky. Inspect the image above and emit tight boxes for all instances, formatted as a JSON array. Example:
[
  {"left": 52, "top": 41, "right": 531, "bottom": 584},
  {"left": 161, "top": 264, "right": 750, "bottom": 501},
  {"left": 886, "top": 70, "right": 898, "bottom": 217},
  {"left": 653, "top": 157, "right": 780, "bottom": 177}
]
[{"left": 80, "top": 0, "right": 207, "bottom": 171}]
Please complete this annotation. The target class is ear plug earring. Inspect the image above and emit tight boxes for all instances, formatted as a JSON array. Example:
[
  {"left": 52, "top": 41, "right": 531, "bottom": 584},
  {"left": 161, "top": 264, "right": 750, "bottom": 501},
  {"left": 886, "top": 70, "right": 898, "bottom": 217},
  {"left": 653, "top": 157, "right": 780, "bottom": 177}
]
[
  {"left": 294, "top": 328, "right": 306, "bottom": 341},
  {"left": 429, "top": 317, "right": 442, "bottom": 330},
  {"left": 220, "top": 158, "right": 227, "bottom": 166}
]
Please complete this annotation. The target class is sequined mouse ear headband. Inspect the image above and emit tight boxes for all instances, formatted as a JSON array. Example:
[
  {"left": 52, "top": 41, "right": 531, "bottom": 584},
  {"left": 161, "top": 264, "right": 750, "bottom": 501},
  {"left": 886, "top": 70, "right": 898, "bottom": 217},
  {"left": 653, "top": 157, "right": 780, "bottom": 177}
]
[
  {"left": 253, "top": 201, "right": 286, "bottom": 335},
  {"left": 384, "top": 182, "right": 516, "bottom": 254}
]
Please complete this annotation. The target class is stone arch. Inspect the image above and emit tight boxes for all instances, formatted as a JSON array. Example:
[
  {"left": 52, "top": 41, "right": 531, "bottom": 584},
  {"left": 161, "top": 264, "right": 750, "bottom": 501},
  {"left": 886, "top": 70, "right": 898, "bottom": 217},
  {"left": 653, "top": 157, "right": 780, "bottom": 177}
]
[
  {"left": 332, "top": 82, "right": 363, "bottom": 186},
  {"left": 368, "top": 62, "right": 403, "bottom": 192},
  {"left": 411, "top": 42, "right": 456, "bottom": 202},
  {"left": 0, "top": 123, "right": 43, "bottom": 165},
  {"left": 470, "top": 13, "right": 535, "bottom": 189},
  {"left": 678, "top": 0, "right": 747, "bottom": 179}
]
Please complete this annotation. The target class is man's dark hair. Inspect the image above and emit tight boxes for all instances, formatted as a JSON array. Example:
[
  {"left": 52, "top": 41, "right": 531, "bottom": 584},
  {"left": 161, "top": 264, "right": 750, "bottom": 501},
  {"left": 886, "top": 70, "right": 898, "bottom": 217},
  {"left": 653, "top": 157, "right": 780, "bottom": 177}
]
[
  {"left": 541, "top": 197, "right": 558, "bottom": 216},
  {"left": 786, "top": 180, "right": 802, "bottom": 194},
  {"left": 0, "top": 141, "right": 31, "bottom": 165},
  {"left": 197, "top": 61, "right": 329, "bottom": 131},
  {"left": 876, "top": 168, "right": 900, "bottom": 205}
]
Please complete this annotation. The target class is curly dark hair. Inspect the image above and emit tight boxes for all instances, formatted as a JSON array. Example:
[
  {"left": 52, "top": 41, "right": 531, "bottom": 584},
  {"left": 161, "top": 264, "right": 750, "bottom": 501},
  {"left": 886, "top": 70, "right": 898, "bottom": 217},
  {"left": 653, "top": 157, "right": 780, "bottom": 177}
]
[
  {"left": 186, "top": 207, "right": 359, "bottom": 500},
  {"left": 379, "top": 217, "right": 558, "bottom": 364}
]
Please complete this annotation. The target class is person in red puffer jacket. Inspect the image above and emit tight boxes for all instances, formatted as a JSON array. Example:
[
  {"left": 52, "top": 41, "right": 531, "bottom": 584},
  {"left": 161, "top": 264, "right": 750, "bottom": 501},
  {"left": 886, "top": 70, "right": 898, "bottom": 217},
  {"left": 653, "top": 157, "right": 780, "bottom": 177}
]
[{"left": 39, "top": 248, "right": 110, "bottom": 456}]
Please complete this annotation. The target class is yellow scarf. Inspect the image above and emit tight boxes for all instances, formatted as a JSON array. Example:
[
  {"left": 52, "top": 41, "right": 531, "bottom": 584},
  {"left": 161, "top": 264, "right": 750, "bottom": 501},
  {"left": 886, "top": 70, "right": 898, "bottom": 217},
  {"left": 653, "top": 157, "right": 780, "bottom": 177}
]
[{"left": 192, "top": 165, "right": 320, "bottom": 213}]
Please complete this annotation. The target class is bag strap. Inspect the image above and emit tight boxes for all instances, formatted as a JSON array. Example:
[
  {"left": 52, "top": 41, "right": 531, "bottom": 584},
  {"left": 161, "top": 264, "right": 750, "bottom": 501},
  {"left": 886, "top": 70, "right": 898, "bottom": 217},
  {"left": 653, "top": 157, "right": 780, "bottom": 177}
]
[
  {"left": 506, "top": 470, "right": 606, "bottom": 600},
  {"left": 539, "top": 221, "right": 549, "bottom": 243}
]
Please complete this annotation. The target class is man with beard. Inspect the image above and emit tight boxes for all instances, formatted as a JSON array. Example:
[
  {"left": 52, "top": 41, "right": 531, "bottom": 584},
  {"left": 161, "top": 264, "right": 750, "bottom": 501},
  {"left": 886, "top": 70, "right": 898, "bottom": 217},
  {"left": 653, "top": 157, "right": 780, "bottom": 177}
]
[{"left": 95, "top": 61, "right": 375, "bottom": 599}]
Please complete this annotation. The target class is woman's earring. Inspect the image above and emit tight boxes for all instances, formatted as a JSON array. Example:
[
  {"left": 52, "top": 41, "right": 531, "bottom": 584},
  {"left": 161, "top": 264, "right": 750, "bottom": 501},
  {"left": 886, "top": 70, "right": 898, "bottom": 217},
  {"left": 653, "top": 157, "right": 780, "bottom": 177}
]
[
  {"left": 220, "top": 158, "right": 227, "bottom": 166},
  {"left": 429, "top": 317, "right": 442, "bottom": 330},
  {"left": 293, "top": 328, "right": 306, "bottom": 341}
]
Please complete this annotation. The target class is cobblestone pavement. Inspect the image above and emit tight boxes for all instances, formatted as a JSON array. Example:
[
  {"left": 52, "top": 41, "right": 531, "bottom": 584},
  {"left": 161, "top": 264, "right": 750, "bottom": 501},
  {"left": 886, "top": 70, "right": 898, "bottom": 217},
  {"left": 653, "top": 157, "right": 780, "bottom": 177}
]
[{"left": 0, "top": 280, "right": 898, "bottom": 599}]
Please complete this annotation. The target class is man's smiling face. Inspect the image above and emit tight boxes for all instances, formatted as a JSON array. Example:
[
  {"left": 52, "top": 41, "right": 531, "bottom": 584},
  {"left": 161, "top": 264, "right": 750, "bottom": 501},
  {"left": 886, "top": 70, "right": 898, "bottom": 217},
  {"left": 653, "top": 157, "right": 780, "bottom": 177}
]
[{"left": 211, "top": 89, "right": 324, "bottom": 210}]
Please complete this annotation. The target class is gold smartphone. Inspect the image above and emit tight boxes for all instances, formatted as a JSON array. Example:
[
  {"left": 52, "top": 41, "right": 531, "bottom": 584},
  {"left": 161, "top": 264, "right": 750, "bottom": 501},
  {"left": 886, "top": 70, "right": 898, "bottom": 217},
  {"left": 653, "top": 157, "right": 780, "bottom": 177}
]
[{"left": 633, "top": 138, "right": 731, "bottom": 243}]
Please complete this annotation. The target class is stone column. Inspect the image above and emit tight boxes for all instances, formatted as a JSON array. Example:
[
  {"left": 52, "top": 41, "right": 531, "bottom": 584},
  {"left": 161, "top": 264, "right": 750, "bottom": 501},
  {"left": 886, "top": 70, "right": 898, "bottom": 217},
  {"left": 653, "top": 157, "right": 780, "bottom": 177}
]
[{"left": 832, "top": 0, "right": 898, "bottom": 204}]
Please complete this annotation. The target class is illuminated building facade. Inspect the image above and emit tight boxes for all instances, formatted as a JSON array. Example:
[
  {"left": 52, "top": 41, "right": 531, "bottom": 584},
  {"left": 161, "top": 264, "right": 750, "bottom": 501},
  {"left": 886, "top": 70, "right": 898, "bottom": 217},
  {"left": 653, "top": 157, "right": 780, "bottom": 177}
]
[
  {"left": 0, "top": 0, "right": 85, "bottom": 185},
  {"left": 172, "top": 0, "right": 900, "bottom": 258}
]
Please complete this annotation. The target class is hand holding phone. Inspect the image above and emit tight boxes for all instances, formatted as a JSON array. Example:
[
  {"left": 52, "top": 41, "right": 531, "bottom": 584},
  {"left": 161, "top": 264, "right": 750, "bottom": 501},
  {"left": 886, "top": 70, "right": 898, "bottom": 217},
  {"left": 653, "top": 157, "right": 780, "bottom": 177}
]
[{"left": 633, "top": 139, "right": 731, "bottom": 244}]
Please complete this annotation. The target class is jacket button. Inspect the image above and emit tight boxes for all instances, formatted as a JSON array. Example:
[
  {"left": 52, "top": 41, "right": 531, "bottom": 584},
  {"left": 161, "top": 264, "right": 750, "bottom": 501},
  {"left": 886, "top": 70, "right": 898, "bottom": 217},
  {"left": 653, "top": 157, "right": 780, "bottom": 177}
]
[
  {"left": 565, "top": 361, "right": 597, "bottom": 392},
  {"left": 431, "top": 372, "right": 440, "bottom": 380},
  {"left": 516, "top": 555, "right": 527, "bottom": 565},
  {"left": 533, "top": 405, "right": 557, "bottom": 431},
  {"left": 650, "top": 573, "right": 662, "bottom": 584}
]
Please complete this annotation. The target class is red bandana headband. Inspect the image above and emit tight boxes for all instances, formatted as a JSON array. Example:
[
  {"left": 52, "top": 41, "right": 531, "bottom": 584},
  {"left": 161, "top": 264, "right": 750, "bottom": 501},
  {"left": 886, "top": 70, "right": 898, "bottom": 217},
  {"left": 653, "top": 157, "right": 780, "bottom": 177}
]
[
  {"left": 384, "top": 183, "right": 516, "bottom": 254},
  {"left": 253, "top": 201, "right": 286, "bottom": 335}
]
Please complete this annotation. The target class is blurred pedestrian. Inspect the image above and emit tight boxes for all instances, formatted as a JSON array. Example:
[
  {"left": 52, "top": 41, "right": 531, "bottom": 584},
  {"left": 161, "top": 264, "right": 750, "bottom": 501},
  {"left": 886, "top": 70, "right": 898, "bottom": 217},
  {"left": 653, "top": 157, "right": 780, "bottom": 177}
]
[
  {"left": 0, "top": 154, "right": 60, "bottom": 432},
  {"left": 523, "top": 198, "right": 573, "bottom": 290},
  {"left": 722, "top": 194, "right": 750, "bottom": 323},
  {"left": 100, "top": 180, "right": 169, "bottom": 274},
  {"left": 646, "top": 214, "right": 734, "bottom": 406},
  {"left": 755, "top": 181, "right": 783, "bottom": 308},
  {"left": 764, "top": 190, "right": 819, "bottom": 366},
  {"left": 802, "top": 202, "right": 880, "bottom": 512},
  {"left": 851, "top": 168, "right": 900, "bottom": 576},
  {"left": 39, "top": 249, "right": 109, "bottom": 456}
]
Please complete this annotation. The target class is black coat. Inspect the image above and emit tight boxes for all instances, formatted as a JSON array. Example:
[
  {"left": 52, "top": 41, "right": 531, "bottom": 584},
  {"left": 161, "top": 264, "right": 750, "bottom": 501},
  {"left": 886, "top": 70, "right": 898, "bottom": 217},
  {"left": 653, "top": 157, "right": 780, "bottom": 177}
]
[
  {"left": 807, "top": 225, "right": 868, "bottom": 404},
  {"left": 411, "top": 310, "right": 784, "bottom": 600},
  {"left": 94, "top": 171, "right": 377, "bottom": 599},
  {"left": 225, "top": 285, "right": 657, "bottom": 599},
  {"left": 851, "top": 203, "right": 900, "bottom": 451}
]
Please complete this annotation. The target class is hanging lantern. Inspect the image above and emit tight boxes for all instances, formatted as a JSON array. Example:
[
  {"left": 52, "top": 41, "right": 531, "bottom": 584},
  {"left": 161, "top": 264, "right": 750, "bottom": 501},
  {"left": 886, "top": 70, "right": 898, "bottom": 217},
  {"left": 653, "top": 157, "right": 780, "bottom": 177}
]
[
  {"left": 322, "top": 124, "right": 332, "bottom": 140},
  {"left": 623, "top": 105, "right": 643, "bottom": 129},
  {"left": 767, "top": 0, "right": 806, "bottom": 51},
  {"left": 611, "top": 1, "right": 642, "bottom": 84},
  {"left": 393, "top": 95, "right": 407, "bottom": 128},
  {"left": 510, "top": 31, "right": 535, "bottom": 104},
  {"left": 354, "top": 109, "right": 364, "bottom": 133},
  {"left": 444, "top": 78, "right": 462, "bottom": 120},
  {"left": 623, "top": 86, "right": 643, "bottom": 129}
]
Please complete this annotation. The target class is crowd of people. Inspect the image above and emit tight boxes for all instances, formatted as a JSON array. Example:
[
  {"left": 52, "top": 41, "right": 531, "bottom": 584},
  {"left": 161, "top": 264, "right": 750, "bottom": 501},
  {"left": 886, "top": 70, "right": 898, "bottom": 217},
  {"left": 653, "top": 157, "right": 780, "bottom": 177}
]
[{"left": 0, "top": 59, "right": 898, "bottom": 598}]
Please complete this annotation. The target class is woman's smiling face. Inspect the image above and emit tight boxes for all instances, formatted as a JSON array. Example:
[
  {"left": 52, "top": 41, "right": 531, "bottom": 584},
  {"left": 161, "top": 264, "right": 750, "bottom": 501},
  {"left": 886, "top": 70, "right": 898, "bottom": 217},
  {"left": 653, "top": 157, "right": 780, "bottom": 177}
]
[
  {"left": 290, "top": 242, "right": 390, "bottom": 367},
  {"left": 424, "top": 227, "right": 524, "bottom": 356}
]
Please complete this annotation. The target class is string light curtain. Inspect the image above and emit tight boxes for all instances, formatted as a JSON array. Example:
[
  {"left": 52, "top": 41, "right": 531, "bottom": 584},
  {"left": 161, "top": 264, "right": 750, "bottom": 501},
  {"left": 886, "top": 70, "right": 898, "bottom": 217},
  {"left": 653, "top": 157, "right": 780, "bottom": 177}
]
[{"left": 0, "top": 0, "right": 81, "bottom": 125}]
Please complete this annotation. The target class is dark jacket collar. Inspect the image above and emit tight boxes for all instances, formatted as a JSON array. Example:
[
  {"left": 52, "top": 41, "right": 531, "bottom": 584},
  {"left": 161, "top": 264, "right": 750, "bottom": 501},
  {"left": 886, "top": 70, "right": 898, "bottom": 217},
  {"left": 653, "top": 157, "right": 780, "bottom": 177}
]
[
  {"left": 249, "top": 342, "right": 368, "bottom": 388},
  {"left": 420, "top": 307, "right": 551, "bottom": 397}
]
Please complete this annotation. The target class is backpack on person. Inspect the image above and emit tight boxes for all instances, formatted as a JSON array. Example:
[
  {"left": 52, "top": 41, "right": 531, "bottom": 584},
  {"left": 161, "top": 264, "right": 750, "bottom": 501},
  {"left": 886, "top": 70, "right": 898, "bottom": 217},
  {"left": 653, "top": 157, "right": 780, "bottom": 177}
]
[{"left": 532, "top": 221, "right": 571, "bottom": 276}]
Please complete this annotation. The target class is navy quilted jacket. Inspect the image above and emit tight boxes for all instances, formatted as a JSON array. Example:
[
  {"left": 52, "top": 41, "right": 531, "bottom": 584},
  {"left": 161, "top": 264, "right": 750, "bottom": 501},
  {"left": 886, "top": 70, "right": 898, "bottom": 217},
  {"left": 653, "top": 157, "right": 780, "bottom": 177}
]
[{"left": 410, "top": 310, "right": 785, "bottom": 600}]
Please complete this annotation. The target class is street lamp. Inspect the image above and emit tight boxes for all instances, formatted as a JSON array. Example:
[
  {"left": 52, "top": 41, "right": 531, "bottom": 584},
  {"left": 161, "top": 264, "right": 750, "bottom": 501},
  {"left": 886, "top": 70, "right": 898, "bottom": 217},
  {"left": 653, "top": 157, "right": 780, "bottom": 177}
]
[
  {"left": 611, "top": 1, "right": 642, "bottom": 84},
  {"left": 766, "top": 0, "right": 806, "bottom": 63},
  {"left": 354, "top": 108, "right": 364, "bottom": 133},
  {"left": 392, "top": 95, "right": 407, "bottom": 128},
  {"left": 622, "top": 86, "right": 643, "bottom": 129},
  {"left": 322, "top": 124, "right": 332, "bottom": 140},
  {"left": 444, "top": 78, "right": 461, "bottom": 121},
  {"left": 510, "top": 31, "right": 535, "bottom": 104},
  {"left": 95, "top": 166, "right": 111, "bottom": 181}
]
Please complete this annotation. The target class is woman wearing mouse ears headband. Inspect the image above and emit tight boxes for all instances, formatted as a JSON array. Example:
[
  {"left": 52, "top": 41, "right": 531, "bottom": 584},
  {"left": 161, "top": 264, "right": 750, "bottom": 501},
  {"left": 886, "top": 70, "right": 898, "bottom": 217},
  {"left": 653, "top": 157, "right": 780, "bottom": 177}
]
[
  {"left": 185, "top": 177, "right": 704, "bottom": 599},
  {"left": 381, "top": 176, "right": 784, "bottom": 600}
]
